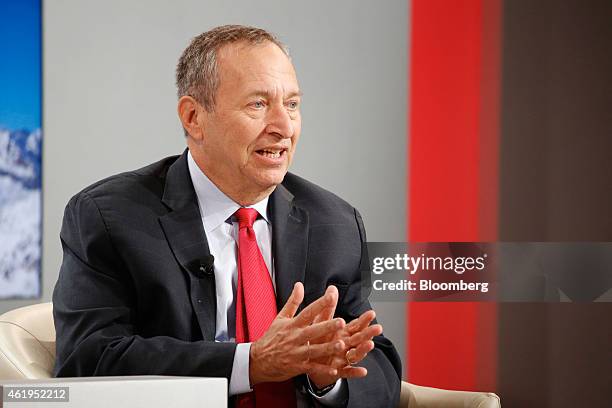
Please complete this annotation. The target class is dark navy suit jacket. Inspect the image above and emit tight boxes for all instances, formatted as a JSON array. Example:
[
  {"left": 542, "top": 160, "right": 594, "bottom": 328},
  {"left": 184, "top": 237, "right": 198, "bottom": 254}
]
[{"left": 53, "top": 149, "right": 401, "bottom": 407}]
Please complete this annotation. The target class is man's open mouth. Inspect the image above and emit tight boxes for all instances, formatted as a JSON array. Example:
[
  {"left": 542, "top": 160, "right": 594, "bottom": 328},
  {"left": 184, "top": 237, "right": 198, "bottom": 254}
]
[{"left": 256, "top": 148, "right": 287, "bottom": 159}]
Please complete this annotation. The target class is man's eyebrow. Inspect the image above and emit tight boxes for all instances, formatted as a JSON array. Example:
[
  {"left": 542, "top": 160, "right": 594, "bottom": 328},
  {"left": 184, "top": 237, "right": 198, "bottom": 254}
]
[
  {"left": 246, "top": 90, "right": 303, "bottom": 99},
  {"left": 286, "top": 90, "right": 303, "bottom": 98}
]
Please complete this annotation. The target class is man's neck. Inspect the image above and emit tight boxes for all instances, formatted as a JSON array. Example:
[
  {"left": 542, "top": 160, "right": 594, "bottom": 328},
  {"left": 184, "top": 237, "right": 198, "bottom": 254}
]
[
  {"left": 225, "top": 186, "right": 275, "bottom": 207},
  {"left": 188, "top": 150, "right": 275, "bottom": 207}
]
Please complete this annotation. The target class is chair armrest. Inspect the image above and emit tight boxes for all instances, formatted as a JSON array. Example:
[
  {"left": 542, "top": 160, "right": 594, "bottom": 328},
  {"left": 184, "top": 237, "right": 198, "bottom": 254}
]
[
  {"left": 0, "top": 376, "right": 227, "bottom": 408},
  {"left": 0, "top": 321, "right": 55, "bottom": 379},
  {"left": 399, "top": 381, "right": 501, "bottom": 408}
]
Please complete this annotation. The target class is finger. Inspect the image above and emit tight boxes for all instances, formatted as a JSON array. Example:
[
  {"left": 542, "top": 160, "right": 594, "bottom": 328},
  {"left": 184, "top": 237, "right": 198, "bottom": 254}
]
[
  {"left": 347, "top": 340, "right": 375, "bottom": 363},
  {"left": 323, "top": 340, "right": 374, "bottom": 370},
  {"left": 304, "top": 363, "right": 338, "bottom": 378},
  {"left": 327, "top": 354, "right": 355, "bottom": 370},
  {"left": 277, "top": 282, "right": 304, "bottom": 319},
  {"left": 336, "top": 366, "right": 368, "bottom": 378},
  {"left": 296, "top": 318, "right": 345, "bottom": 343},
  {"left": 300, "top": 339, "right": 345, "bottom": 361},
  {"left": 313, "top": 285, "right": 339, "bottom": 324},
  {"left": 312, "top": 302, "right": 336, "bottom": 325},
  {"left": 346, "top": 324, "right": 383, "bottom": 347},
  {"left": 292, "top": 286, "right": 338, "bottom": 327},
  {"left": 345, "top": 310, "right": 376, "bottom": 334}
]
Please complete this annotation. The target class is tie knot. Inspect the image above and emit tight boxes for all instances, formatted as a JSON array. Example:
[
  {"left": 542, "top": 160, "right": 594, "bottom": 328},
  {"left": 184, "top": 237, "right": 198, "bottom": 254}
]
[{"left": 235, "top": 208, "right": 259, "bottom": 229}]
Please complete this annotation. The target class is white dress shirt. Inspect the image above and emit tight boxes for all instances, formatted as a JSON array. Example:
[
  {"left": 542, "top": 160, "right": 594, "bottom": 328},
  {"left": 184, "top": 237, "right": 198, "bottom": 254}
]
[{"left": 187, "top": 152, "right": 346, "bottom": 406}]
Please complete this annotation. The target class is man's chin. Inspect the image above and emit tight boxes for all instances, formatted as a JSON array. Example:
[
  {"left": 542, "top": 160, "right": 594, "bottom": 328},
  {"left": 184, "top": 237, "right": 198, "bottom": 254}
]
[{"left": 252, "top": 171, "right": 287, "bottom": 192}]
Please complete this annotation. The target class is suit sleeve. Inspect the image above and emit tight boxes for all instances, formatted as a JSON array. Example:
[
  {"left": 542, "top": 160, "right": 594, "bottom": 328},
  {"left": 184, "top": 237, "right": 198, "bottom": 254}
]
[
  {"left": 336, "top": 208, "right": 402, "bottom": 407},
  {"left": 52, "top": 192, "right": 237, "bottom": 379}
]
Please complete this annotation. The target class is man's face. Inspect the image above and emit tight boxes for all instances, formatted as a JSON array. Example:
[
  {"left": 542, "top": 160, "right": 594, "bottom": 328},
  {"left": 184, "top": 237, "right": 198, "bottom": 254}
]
[{"left": 193, "top": 41, "right": 301, "bottom": 198}]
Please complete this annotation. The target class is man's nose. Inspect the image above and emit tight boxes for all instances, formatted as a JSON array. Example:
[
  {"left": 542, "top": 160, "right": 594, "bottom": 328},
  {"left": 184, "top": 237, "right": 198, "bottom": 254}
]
[{"left": 264, "top": 104, "right": 294, "bottom": 139}]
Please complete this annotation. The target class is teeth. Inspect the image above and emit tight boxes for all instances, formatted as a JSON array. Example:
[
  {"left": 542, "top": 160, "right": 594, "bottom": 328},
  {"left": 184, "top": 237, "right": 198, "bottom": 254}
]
[{"left": 260, "top": 150, "right": 282, "bottom": 158}]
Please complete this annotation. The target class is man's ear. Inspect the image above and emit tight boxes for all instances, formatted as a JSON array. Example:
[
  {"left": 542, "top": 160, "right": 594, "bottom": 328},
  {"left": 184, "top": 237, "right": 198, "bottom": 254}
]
[{"left": 177, "top": 96, "right": 204, "bottom": 141}]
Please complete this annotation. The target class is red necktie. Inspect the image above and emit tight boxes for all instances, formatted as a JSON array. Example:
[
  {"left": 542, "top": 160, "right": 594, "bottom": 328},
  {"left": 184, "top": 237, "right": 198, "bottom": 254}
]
[{"left": 234, "top": 208, "right": 296, "bottom": 408}]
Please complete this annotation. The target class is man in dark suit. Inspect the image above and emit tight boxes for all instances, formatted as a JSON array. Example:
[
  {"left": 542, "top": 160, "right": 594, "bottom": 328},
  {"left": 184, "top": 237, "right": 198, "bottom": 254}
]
[{"left": 53, "top": 25, "right": 401, "bottom": 407}]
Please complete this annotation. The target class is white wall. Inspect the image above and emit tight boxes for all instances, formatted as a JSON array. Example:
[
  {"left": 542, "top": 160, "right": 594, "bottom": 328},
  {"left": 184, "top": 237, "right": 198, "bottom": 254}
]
[{"left": 2, "top": 0, "right": 408, "bottom": 362}]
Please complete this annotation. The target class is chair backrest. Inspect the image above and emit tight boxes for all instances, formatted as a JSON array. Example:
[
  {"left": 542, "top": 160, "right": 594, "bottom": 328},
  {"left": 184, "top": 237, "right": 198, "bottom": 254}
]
[{"left": 0, "top": 302, "right": 55, "bottom": 379}]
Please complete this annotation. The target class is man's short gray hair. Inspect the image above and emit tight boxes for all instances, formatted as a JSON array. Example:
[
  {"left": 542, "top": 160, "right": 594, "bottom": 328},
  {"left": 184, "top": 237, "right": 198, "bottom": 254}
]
[{"left": 176, "top": 25, "right": 288, "bottom": 113}]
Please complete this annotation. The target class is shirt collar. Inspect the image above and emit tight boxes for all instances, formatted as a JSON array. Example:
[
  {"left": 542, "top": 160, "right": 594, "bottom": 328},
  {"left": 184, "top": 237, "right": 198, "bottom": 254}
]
[{"left": 187, "top": 150, "right": 270, "bottom": 232}]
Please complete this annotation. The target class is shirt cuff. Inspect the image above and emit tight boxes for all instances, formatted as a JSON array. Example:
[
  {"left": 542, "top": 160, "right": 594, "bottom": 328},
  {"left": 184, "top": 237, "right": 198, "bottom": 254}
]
[
  {"left": 306, "top": 376, "right": 348, "bottom": 406},
  {"left": 229, "top": 342, "right": 253, "bottom": 396}
]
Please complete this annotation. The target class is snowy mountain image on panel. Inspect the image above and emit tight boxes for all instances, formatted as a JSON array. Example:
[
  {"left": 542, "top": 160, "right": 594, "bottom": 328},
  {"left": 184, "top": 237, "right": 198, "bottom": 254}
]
[{"left": 0, "top": 128, "right": 42, "bottom": 298}]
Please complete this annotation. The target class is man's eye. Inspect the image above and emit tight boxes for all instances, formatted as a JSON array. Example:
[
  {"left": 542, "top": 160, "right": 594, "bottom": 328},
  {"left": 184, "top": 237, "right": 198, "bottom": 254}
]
[
  {"left": 287, "top": 101, "right": 299, "bottom": 110},
  {"left": 252, "top": 101, "right": 265, "bottom": 109}
]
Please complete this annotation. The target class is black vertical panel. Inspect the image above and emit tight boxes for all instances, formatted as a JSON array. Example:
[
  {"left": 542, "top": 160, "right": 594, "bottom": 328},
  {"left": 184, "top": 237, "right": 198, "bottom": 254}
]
[{"left": 499, "top": 0, "right": 612, "bottom": 406}]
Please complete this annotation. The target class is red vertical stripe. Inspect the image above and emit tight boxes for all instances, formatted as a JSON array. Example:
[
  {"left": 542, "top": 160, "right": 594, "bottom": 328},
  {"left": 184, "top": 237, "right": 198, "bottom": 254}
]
[
  {"left": 407, "top": 0, "right": 500, "bottom": 391},
  {"left": 476, "top": 0, "right": 501, "bottom": 392}
]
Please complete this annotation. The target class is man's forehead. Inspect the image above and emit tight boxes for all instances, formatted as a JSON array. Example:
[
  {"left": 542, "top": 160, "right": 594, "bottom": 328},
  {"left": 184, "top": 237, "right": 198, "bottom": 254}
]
[
  {"left": 216, "top": 41, "right": 299, "bottom": 92},
  {"left": 216, "top": 41, "right": 295, "bottom": 74},
  {"left": 217, "top": 39, "right": 273, "bottom": 56}
]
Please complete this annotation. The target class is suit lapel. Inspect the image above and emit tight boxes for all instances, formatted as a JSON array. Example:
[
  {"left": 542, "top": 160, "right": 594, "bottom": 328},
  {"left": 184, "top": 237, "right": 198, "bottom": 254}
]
[
  {"left": 158, "top": 149, "right": 216, "bottom": 341},
  {"left": 157, "top": 152, "right": 309, "bottom": 337},
  {"left": 270, "top": 183, "right": 309, "bottom": 311}
]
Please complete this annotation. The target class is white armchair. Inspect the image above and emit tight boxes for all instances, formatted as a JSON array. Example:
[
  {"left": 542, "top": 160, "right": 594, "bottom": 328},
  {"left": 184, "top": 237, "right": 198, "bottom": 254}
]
[{"left": 0, "top": 303, "right": 500, "bottom": 407}]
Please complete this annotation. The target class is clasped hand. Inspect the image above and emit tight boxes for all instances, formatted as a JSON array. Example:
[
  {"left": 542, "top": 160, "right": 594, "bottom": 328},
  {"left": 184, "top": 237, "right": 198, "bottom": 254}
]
[{"left": 249, "top": 282, "right": 382, "bottom": 389}]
